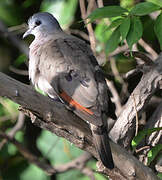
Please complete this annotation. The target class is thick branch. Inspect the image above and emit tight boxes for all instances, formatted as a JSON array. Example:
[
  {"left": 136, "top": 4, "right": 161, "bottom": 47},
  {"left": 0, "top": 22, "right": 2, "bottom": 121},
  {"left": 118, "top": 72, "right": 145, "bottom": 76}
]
[
  {"left": 0, "top": 72, "right": 159, "bottom": 179},
  {"left": 146, "top": 102, "right": 162, "bottom": 146},
  {"left": 110, "top": 53, "right": 162, "bottom": 147}
]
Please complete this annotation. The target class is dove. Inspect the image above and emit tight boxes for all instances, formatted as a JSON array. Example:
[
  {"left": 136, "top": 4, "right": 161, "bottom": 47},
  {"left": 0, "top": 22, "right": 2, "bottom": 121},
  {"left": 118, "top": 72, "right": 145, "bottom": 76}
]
[{"left": 23, "top": 12, "right": 116, "bottom": 169}]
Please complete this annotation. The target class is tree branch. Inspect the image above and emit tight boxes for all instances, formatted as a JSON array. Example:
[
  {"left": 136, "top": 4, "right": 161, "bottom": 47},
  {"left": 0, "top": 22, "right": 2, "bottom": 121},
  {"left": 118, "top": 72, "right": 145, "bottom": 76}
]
[
  {"left": 124, "top": 51, "right": 155, "bottom": 66},
  {"left": 110, "top": 53, "right": 162, "bottom": 148},
  {"left": 0, "top": 72, "right": 159, "bottom": 179}
]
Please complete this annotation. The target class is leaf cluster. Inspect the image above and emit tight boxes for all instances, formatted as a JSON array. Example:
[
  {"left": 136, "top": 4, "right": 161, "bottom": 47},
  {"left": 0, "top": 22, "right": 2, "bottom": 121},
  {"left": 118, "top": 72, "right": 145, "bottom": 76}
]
[{"left": 88, "top": 2, "right": 162, "bottom": 53}]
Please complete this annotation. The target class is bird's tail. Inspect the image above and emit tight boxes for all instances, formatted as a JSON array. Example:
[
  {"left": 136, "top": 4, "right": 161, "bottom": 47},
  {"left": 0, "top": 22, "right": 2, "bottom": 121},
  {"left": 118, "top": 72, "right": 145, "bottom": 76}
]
[{"left": 90, "top": 124, "right": 114, "bottom": 169}]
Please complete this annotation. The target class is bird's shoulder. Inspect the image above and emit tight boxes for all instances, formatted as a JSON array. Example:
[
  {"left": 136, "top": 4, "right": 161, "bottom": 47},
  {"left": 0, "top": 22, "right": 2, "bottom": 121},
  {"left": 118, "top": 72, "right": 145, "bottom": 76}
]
[{"left": 41, "top": 34, "right": 98, "bottom": 68}]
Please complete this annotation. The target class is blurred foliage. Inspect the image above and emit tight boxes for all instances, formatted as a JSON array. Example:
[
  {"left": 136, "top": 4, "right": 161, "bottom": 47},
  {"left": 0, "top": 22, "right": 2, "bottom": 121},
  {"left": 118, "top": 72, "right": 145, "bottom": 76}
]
[
  {"left": 0, "top": 0, "right": 161, "bottom": 179},
  {"left": 41, "top": 0, "right": 78, "bottom": 29},
  {"left": 88, "top": 2, "right": 161, "bottom": 51},
  {"left": 158, "top": 172, "right": 162, "bottom": 180}
]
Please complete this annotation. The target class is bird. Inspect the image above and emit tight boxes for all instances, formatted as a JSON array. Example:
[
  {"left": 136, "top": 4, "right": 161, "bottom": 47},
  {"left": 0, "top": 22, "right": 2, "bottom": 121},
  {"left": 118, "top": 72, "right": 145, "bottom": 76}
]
[{"left": 23, "top": 12, "right": 116, "bottom": 169}]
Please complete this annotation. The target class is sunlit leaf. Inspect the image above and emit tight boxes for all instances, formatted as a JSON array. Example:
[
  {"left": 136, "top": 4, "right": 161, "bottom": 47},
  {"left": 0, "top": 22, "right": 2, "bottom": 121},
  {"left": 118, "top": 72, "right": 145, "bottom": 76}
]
[
  {"left": 95, "top": 21, "right": 112, "bottom": 43},
  {"left": 120, "top": 0, "right": 134, "bottom": 9},
  {"left": 88, "top": 6, "right": 128, "bottom": 23},
  {"left": 146, "top": 0, "right": 162, "bottom": 7},
  {"left": 107, "top": 18, "right": 124, "bottom": 30},
  {"left": 154, "top": 12, "right": 162, "bottom": 50},
  {"left": 131, "top": 127, "right": 162, "bottom": 149},
  {"left": 130, "top": 2, "right": 160, "bottom": 16},
  {"left": 147, "top": 144, "right": 162, "bottom": 165}
]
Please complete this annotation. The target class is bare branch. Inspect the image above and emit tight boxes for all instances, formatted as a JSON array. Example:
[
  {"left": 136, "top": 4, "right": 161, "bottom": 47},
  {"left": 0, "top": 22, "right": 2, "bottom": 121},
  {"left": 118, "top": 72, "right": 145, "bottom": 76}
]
[
  {"left": 9, "top": 66, "right": 28, "bottom": 76},
  {"left": 110, "top": 53, "right": 162, "bottom": 148},
  {"left": 138, "top": 39, "right": 158, "bottom": 60},
  {"left": 0, "top": 111, "right": 24, "bottom": 150},
  {"left": 79, "top": 0, "right": 97, "bottom": 53},
  {"left": 106, "top": 79, "right": 122, "bottom": 116},
  {"left": 124, "top": 51, "right": 155, "bottom": 66},
  {"left": 146, "top": 102, "right": 162, "bottom": 146},
  {"left": 0, "top": 72, "right": 159, "bottom": 179}
]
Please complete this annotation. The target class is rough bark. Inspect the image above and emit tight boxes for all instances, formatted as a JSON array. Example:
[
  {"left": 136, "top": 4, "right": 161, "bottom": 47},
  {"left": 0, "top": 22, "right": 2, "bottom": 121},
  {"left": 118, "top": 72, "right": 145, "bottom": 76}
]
[
  {"left": 0, "top": 72, "right": 159, "bottom": 180},
  {"left": 109, "top": 53, "right": 162, "bottom": 148}
]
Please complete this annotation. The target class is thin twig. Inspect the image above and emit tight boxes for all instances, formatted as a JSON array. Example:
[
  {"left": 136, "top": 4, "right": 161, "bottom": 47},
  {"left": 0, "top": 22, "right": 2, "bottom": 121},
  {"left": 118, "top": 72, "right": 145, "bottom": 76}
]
[
  {"left": 9, "top": 66, "right": 28, "bottom": 76},
  {"left": 132, "top": 93, "right": 139, "bottom": 136},
  {"left": 79, "top": 0, "right": 96, "bottom": 53},
  {"left": 110, "top": 58, "right": 124, "bottom": 84},
  {"left": 67, "top": 29, "right": 89, "bottom": 41},
  {"left": 106, "top": 79, "right": 122, "bottom": 116},
  {"left": 138, "top": 39, "right": 158, "bottom": 60},
  {"left": 124, "top": 69, "right": 141, "bottom": 79},
  {"left": 0, "top": 112, "right": 25, "bottom": 150},
  {"left": 97, "top": 0, "right": 104, "bottom": 7},
  {"left": 109, "top": 44, "right": 128, "bottom": 57},
  {"left": 110, "top": 57, "right": 129, "bottom": 99},
  {"left": 135, "top": 146, "right": 150, "bottom": 153},
  {"left": 124, "top": 51, "right": 155, "bottom": 66}
]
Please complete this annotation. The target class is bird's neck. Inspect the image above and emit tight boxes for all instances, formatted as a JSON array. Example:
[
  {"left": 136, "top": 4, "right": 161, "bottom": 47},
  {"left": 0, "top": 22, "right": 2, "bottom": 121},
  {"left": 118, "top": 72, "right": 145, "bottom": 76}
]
[{"left": 29, "top": 30, "right": 65, "bottom": 50}]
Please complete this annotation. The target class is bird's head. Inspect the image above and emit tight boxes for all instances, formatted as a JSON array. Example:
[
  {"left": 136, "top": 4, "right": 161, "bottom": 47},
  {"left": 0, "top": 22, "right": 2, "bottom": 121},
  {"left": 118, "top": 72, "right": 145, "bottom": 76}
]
[{"left": 23, "top": 12, "right": 62, "bottom": 39}]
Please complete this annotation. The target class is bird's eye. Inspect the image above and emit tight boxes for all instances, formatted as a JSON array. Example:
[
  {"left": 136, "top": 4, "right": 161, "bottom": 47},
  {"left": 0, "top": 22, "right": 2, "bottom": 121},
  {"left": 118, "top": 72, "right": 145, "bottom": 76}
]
[{"left": 35, "top": 20, "right": 41, "bottom": 26}]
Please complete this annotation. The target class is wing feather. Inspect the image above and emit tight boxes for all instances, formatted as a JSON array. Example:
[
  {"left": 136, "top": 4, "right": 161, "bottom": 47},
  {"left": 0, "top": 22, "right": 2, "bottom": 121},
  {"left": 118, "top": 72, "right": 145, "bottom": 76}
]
[{"left": 36, "top": 35, "right": 110, "bottom": 126}]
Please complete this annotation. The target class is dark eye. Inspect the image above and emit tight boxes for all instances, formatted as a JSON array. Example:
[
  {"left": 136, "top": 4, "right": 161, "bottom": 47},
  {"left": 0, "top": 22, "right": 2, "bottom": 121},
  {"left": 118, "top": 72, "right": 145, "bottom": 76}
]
[{"left": 35, "top": 20, "right": 41, "bottom": 26}]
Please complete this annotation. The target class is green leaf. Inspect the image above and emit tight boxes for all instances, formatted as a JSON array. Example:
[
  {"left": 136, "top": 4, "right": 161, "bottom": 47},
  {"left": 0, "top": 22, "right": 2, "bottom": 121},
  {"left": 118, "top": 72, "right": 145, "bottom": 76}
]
[
  {"left": 130, "top": 2, "right": 160, "bottom": 16},
  {"left": 147, "top": 144, "right": 162, "bottom": 165},
  {"left": 154, "top": 12, "right": 162, "bottom": 50},
  {"left": 126, "top": 16, "right": 143, "bottom": 50},
  {"left": 131, "top": 127, "right": 162, "bottom": 149},
  {"left": 146, "top": 0, "right": 162, "bottom": 7},
  {"left": 120, "top": 17, "right": 131, "bottom": 43},
  {"left": 105, "top": 27, "right": 121, "bottom": 54},
  {"left": 108, "top": 18, "right": 124, "bottom": 30},
  {"left": 88, "top": 6, "right": 128, "bottom": 22}
]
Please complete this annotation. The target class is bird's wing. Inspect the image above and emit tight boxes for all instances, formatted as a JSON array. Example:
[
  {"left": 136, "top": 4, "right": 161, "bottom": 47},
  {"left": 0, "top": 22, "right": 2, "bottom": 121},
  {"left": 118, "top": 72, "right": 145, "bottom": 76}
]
[{"left": 37, "top": 36, "right": 110, "bottom": 126}]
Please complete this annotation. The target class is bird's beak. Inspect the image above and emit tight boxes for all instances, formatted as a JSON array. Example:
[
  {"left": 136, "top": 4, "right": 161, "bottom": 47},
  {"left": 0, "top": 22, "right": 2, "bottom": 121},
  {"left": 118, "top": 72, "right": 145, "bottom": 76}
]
[{"left": 23, "top": 28, "right": 32, "bottom": 39}]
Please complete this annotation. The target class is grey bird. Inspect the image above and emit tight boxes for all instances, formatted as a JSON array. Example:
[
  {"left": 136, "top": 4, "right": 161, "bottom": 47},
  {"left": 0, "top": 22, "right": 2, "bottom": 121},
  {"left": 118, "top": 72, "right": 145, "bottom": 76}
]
[{"left": 23, "top": 12, "right": 116, "bottom": 169}]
